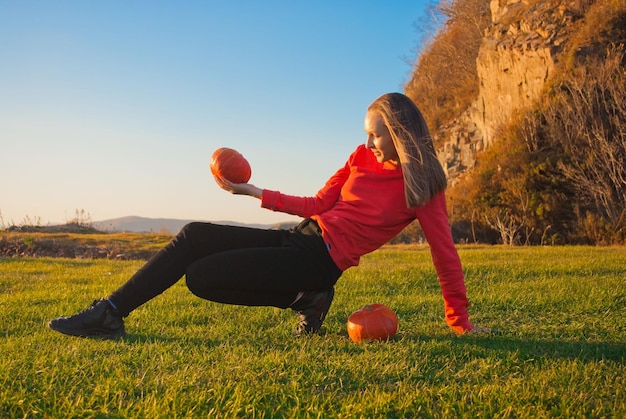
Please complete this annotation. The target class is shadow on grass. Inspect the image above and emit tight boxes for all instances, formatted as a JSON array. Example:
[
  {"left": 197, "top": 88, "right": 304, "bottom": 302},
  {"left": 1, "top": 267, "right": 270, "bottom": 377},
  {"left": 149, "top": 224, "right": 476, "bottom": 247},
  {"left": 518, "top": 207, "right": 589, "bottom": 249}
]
[
  {"left": 121, "top": 333, "right": 221, "bottom": 348},
  {"left": 432, "top": 333, "right": 626, "bottom": 363},
  {"left": 121, "top": 329, "right": 625, "bottom": 364},
  {"left": 326, "top": 317, "right": 625, "bottom": 364}
]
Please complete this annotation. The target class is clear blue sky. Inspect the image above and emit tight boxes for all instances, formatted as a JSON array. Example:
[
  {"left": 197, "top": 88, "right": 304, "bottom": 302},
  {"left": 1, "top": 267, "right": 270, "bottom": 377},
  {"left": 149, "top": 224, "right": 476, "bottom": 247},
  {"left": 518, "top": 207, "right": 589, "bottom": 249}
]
[{"left": 0, "top": 1, "right": 434, "bottom": 227}]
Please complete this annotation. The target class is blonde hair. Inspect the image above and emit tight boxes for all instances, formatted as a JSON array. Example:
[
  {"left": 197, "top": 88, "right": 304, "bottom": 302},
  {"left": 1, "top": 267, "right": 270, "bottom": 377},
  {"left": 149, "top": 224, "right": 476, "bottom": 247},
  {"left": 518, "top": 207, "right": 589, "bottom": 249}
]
[{"left": 368, "top": 93, "right": 447, "bottom": 207}]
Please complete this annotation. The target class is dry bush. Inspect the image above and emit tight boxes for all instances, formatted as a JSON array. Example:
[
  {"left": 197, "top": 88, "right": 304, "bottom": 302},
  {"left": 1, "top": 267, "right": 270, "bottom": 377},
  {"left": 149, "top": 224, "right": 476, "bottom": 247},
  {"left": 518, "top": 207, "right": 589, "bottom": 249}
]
[
  {"left": 566, "top": 0, "right": 626, "bottom": 66},
  {"left": 542, "top": 45, "right": 625, "bottom": 241}
]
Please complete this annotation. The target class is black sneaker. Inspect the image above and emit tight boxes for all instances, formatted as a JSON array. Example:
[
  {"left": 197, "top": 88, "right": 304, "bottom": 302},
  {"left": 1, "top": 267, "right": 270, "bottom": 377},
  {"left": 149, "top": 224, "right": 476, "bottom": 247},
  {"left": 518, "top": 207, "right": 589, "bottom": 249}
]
[
  {"left": 291, "top": 287, "right": 334, "bottom": 335},
  {"left": 48, "top": 299, "right": 125, "bottom": 339}
]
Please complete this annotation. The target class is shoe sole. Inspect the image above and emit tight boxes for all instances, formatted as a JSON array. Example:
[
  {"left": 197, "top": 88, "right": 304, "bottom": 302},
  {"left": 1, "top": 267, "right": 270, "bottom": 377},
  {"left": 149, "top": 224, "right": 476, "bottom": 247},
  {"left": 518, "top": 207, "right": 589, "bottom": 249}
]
[{"left": 48, "top": 322, "right": 125, "bottom": 339}]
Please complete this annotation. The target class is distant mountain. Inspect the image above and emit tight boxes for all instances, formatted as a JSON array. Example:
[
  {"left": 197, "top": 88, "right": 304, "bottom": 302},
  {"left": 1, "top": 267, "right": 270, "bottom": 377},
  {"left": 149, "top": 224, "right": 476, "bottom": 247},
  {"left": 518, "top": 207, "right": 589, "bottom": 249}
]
[{"left": 93, "top": 216, "right": 298, "bottom": 233}]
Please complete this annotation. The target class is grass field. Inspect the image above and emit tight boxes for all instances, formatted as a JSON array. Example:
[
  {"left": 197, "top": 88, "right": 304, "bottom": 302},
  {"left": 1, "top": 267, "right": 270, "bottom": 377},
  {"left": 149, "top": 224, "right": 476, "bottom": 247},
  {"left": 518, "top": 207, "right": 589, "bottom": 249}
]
[{"left": 1, "top": 245, "right": 625, "bottom": 417}]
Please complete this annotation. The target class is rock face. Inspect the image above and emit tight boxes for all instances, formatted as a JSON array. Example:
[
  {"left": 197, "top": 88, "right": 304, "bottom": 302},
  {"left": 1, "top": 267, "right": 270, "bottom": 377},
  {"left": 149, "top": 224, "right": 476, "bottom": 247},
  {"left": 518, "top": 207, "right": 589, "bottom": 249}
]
[{"left": 437, "top": 0, "right": 582, "bottom": 181}]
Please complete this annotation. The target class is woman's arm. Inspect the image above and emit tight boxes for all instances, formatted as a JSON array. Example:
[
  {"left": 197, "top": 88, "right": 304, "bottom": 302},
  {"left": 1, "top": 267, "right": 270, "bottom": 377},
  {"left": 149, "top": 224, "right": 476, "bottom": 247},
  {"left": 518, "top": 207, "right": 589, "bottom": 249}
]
[
  {"left": 260, "top": 164, "right": 349, "bottom": 217},
  {"left": 216, "top": 161, "right": 349, "bottom": 218},
  {"left": 416, "top": 193, "right": 473, "bottom": 333},
  {"left": 219, "top": 147, "right": 368, "bottom": 219}
]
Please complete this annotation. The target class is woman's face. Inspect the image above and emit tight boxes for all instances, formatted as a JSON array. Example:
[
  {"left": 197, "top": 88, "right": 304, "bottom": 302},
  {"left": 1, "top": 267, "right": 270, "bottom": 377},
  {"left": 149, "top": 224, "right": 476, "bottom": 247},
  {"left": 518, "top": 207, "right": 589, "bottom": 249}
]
[{"left": 364, "top": 110, "right": 399, "bottom": 164}]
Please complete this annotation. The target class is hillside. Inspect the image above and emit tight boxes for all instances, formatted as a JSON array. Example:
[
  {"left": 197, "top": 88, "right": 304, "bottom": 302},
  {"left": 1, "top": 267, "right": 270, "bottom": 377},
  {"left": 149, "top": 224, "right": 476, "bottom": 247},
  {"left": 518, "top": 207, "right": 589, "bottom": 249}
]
[
  {"left": 405, "top": 0, "right": 626, "bottom": 245},
  {"left": 408, "top": 0, "right": 595, "bottom": 179},
  {"left": 91, "top": 216, "right": 281, "bottom": 234}
]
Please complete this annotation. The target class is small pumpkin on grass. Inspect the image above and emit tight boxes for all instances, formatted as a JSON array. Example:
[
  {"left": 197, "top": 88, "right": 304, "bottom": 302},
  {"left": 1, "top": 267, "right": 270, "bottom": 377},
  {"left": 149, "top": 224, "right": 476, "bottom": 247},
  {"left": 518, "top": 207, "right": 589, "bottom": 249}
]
[
  {"left": 210, "top": 147, "right": 252, "bottom": 184},
  {"left": 347, "top": 303, "right": 398, "bottom": 343}
]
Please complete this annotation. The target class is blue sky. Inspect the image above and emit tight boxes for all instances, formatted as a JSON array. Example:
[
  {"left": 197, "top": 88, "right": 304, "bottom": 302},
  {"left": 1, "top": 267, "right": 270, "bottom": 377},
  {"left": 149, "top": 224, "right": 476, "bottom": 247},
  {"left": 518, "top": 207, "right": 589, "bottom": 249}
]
[{"left": 0, "top": 1, "right": 434, "bottom": 226}]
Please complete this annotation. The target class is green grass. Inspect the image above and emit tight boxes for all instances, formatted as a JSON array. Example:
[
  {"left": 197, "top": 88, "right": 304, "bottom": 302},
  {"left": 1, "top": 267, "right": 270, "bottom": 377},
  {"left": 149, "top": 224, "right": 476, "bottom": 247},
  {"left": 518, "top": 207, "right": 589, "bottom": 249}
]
[{"left": 1, "top": 245, "right": 625, "bottom": 418}]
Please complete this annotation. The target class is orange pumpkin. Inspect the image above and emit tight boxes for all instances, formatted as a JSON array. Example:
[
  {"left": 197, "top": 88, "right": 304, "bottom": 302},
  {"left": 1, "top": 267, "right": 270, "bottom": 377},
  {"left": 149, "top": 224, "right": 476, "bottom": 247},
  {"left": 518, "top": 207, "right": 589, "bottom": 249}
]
[
  {"left": 347, "top": 303, "right": 398, "bottom": 343},
  {"left": 210, "top": 147, "right": 252, "bottom": 183}
]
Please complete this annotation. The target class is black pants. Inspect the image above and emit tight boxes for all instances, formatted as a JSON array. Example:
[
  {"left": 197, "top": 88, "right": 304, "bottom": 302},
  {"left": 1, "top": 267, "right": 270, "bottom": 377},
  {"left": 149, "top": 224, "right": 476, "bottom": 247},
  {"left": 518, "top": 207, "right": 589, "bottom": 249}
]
[{"left": 108, "top": 219, "right": 343, "bottom": 316}]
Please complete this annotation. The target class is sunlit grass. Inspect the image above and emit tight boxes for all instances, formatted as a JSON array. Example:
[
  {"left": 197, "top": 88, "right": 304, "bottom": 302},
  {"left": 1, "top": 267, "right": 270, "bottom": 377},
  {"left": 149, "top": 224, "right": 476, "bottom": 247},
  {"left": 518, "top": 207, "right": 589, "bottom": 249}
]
[{"left": 1, "top": 245, "right": 625, "bottom": 417}]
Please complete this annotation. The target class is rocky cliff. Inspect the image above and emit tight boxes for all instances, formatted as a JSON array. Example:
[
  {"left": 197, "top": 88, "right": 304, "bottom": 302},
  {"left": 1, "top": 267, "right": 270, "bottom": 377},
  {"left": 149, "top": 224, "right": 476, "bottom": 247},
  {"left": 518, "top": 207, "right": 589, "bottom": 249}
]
[{"left": 437, "top": 0, "right": 585, "bottom": 181}]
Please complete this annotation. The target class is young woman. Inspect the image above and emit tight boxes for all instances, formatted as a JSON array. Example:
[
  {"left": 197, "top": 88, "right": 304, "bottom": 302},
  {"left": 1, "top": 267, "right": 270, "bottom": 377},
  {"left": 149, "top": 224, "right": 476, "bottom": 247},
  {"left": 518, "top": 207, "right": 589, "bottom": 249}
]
[{"left": 49, "top": 92, "right": 489, "bottom": 339}]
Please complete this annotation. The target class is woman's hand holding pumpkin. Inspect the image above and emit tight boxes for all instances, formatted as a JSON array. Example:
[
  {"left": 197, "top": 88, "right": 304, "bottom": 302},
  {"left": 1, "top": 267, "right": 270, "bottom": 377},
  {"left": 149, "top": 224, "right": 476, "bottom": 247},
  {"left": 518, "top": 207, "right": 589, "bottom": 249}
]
[{"left": 215, "top": 177, "right": 263, "bottom": 199}]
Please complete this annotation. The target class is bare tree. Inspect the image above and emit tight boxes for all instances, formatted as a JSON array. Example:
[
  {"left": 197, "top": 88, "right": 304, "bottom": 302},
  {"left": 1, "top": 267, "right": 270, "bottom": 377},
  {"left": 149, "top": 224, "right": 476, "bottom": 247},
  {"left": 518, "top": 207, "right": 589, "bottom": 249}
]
[
  {"left": 542, "top": 45, "right": 626, "bottom": 232},
  {"left": 484, "top": 208, "right": 522, "bottom": 245}
]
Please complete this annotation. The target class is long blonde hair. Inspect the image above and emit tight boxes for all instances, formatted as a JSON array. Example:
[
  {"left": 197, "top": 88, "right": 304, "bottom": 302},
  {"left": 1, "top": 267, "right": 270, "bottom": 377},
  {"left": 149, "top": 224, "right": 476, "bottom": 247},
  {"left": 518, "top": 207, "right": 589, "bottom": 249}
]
[{"left": 368, "top": 93, "right": 447, "bottom": 207}]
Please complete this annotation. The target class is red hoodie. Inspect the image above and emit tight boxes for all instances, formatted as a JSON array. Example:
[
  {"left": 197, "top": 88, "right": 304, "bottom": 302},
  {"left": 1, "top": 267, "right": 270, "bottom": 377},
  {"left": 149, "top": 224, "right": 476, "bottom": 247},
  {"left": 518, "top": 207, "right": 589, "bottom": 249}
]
[{"left": 261, "top": 145, "right": 472, "bottom": 333}]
